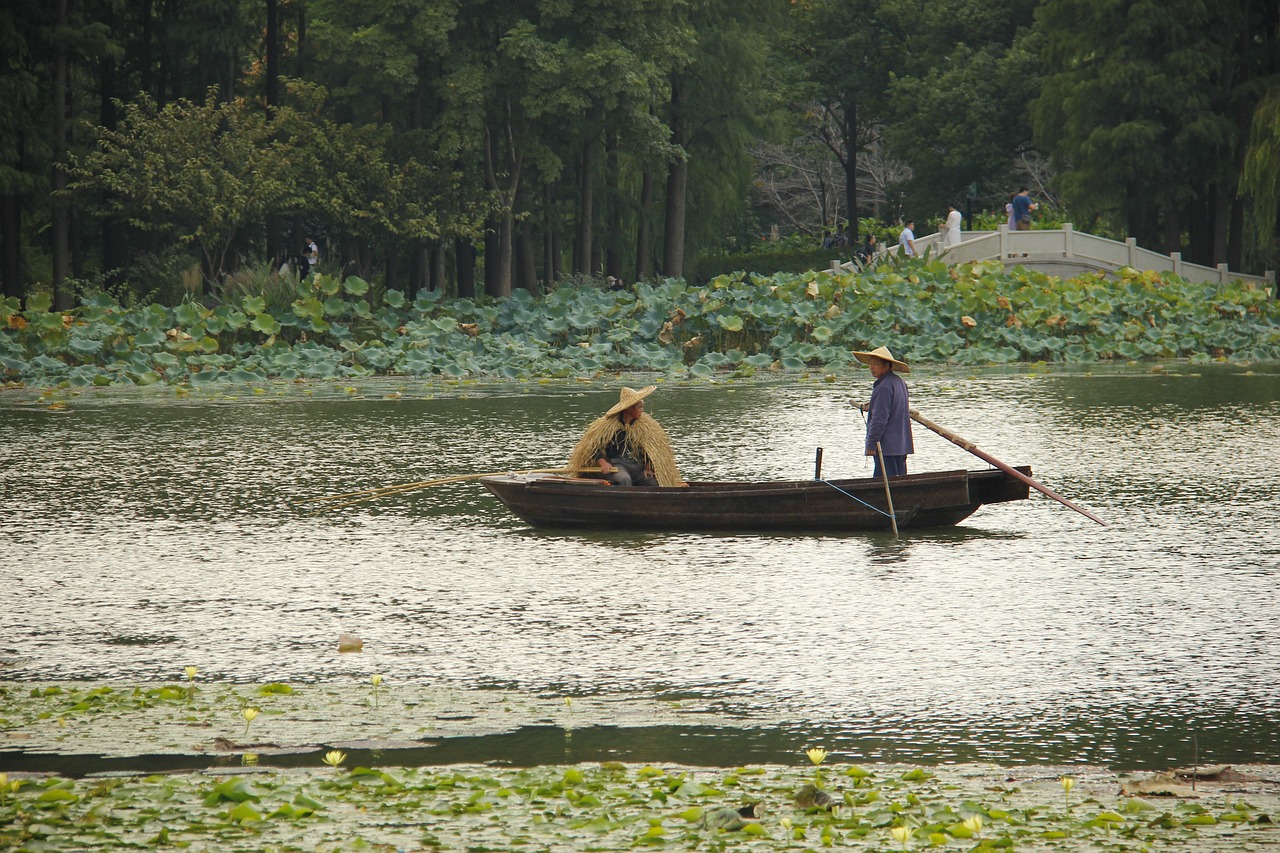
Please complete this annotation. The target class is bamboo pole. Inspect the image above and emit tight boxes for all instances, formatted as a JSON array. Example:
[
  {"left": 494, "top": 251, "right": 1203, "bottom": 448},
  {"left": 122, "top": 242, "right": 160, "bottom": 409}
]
[
  {"left": 907, "top": 407, "right": 1107, "bottom": 526},
  {"left": 874, "top": 441, "right": 900, "bottom": 537},
  {"left": 296, "top": 468, "right": 590, "bottom": 512}
]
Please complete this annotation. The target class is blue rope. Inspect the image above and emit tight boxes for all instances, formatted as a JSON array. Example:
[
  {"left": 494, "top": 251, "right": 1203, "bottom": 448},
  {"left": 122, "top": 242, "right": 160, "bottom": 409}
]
[{"left": 818, "top": 478, "right": 895, "bottom": 519}]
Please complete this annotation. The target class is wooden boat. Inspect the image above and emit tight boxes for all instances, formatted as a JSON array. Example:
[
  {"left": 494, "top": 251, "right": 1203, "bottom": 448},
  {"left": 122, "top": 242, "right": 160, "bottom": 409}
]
[{"left": 479, "top": 467, "right": 1032, "bottom": 532}]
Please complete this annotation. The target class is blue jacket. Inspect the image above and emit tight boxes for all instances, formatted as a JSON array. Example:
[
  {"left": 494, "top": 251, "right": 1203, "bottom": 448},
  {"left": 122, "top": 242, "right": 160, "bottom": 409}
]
[{"left": 865, "top": 371, "right": 914, "bottom": 456}]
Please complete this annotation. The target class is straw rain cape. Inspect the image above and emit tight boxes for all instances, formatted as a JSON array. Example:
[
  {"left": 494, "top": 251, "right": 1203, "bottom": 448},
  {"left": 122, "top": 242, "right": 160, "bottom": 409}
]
[{"left": 567, "top": 413, "right": 684, "bottom": 487}]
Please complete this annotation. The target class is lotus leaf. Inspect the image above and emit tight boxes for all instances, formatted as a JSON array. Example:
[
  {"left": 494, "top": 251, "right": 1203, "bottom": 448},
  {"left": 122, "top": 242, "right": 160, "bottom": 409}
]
[
  {"left": 342, "top": 276, "right": 370, "bottom": 296},
  {"left": 67, "top": 336, "right": 103, "bottom": 357},
  {"left": 250, "top": 314, "right": 281, "bottom": 335}
]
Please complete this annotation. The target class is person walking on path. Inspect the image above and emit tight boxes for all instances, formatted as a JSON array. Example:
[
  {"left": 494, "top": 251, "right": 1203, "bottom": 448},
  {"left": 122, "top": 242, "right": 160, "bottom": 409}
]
[
  {"left": 853, "top": 346, "right": 914, "bottom": 478},
  {"left": 898, "top": 221, "right": 916, "bottom": 257},
  {"left": 943, "top": 204, "right": 962, "bottom": 247},
  {"left": 1011, "top": 188, "right": 1037, "bottom": 231}
]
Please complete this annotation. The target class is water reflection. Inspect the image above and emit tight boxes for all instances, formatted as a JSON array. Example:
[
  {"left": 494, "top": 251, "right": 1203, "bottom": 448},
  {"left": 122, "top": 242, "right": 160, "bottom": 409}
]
[{"left": 2, "top": 364, "right": 1279, "bottom": 771}]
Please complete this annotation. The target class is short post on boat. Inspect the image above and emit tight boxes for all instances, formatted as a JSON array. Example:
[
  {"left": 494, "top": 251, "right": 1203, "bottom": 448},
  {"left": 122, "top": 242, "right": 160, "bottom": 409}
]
[
  {"left": 874, "top": 441, "right": 900, "bottom": 538},
  {"left": 814, "top": 447, "right": 824, "bottom": 480}
]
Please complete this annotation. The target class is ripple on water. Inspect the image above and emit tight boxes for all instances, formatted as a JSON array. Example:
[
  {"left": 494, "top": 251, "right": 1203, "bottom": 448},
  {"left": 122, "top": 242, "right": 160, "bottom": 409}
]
[{"left": 2, "top": 367, "right": 1279, "bottom": 769}]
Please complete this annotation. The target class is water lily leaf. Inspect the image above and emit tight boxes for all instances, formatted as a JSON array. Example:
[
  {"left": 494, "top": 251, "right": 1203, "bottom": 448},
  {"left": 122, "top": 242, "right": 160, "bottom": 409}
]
[
  {"left": 67, "top": 337, "right": 103, "bottom": 357},
  {"left": 205, "top": 779, "right": 261, "bottom": 805},
  {"left": 227, "top": 802, "right": 263, "bottom": 823},
  {"left": 129, "top": 370, "right": 163, "bottom": 386},
  {"left": 250, "top": 314, "right": 281, "bottom": 335},
  {"left": 134, "top": 329, "right": 165, "bottom": 348},
  {"left": 174, "top": 302, "right": 205, "bottom": 325}
]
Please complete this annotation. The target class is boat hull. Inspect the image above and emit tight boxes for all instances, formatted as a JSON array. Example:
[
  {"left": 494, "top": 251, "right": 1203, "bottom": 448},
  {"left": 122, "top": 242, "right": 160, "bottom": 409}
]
[{"left": 480, "top": 468, "right": 1031, "bottom": 531}]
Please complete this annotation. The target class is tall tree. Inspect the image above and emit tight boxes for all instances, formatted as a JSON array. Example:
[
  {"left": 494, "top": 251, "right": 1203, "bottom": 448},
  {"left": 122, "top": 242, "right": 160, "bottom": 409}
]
[
  {"left": 882, "top": 0, "right": 1040, "bottom": 222},
  {"left": 789, "top": 0, "right": 903, "bottom": 246},
  {"left": 1033, "top": 0, "right": 1275, "bottom": 267},
  {"left": 660, "top": 0, "right": 785, "bottom": 275}
]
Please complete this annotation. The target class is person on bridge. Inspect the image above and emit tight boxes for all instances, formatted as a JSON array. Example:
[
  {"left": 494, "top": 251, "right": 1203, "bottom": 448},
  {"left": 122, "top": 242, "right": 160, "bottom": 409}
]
[
  {"left": 1011, "top": 188, "right": 1038, "bottom": 231},
  {"left": 567, "top": 386, "right": 685, "bottom": 487},
  {"left": 853, "top": 346, "right": 914, "bottom": 478},
  {"left": 943, "top": 204, "right": 962, "bottom": 247},
  {"left": 898, "top": 220, "right": 917, "bottom": 257}
]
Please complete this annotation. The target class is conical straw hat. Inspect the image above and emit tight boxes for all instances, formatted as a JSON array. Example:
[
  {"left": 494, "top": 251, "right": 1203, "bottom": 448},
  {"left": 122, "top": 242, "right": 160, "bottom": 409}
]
[
  {"left": 852, "top": 346, "right": 910, "bottom": 373},
  {"left": 605, "top": 385, "right": 657, "bottom": 416}
]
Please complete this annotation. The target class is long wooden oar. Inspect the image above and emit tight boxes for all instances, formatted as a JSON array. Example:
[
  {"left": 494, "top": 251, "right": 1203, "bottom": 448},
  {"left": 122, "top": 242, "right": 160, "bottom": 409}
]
[
  {"left": 297, "top": 468, "right": 591, "bottom": 513},
  {"left": 874, "top": 441, "right": 900, "bottom": 537},
  {"left": 908, "top": 407, "right": 1107, "bottom": 526}
]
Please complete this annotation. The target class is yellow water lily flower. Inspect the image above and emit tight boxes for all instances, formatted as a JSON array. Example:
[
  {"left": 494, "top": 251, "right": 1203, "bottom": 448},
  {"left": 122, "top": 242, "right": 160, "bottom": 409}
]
[
  {"left": 1061, "top": 775, "right": 1075, "bottom": 794},
  {"left": 323, "top": 750, "right": 347, "bottom": 768},
  {"left": 889, "top": 824, "right": 914, "bottom": 843},
  {"left": 185, "top": 666, "right": 198, "bottom": 680},
  {"left": 806, "top": 747, "right": 827, "bottom": 766},
  {"left": 962, "top": 814, "right": 983, "bottom": 835}
]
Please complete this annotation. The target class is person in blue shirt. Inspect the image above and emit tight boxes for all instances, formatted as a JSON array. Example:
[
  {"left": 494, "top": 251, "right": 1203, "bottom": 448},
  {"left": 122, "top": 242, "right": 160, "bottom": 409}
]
[
  {"left": 853, "top": 346, "right": 914, "bottom": 478},
  {"left": 1011, "top": 188, "right": 1037, "bottom": 230},
  {"left": 898, "top": 221, "right": 916, "bottom": 257}
]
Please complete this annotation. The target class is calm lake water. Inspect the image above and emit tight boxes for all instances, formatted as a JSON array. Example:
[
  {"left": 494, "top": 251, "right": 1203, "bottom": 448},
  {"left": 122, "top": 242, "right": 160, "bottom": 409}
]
[{"left": 2, "top": 363, "right": 1278, "bottom": 771}]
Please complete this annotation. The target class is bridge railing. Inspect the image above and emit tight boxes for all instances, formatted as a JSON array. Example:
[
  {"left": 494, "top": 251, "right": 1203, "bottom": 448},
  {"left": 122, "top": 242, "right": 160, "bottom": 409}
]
[{"left": 830, "top": 224, "right": 1275, "bottom": 291}]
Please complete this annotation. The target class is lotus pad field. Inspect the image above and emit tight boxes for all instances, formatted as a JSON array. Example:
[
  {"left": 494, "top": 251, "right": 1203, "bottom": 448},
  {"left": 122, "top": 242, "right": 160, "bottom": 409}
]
[
  {"left": 2, "top": 683, "right": 1279, "bottom": 851},
  {"left": 3, "top": 260, "right": 1278, "bottom": 388}
]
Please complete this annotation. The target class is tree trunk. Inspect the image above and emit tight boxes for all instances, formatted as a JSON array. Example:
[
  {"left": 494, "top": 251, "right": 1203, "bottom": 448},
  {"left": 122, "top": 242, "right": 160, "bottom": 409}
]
[
  {"left": 385, "top": 251, "right": 400, "bottom": 292},
  {"left": 482, "top": 126, "right": 519, "bottom": 296},
  {"left": 0, "top": 195, "right": 22, "bottom": 304},
  {"left": 575, "top": 134, "right": 596, "bottom": 276},
  {"left": 542, "top": 181, "right": 557, "bottom": 288},
  {"left": 842, "top": 98, "right": 860, "bottom": 246},
  {"left": 605, "top": 129, "right": 622, "bottom": 280},
  {"left": 662, "top": 78, "right": 688, "bottom": 279},
  {"left": 52, "top": 0, "right": 72, "bottom": 310},
  {"left": 455, "top": 238, "right": 475, "bottom": 298},
  {"left": 410, "top": 243, "right": 427, "bottom": 296},
  {"left": 1211, "top": 184, "right": 1230, "bottom": 265},
  {"left": 635, "top": 170, "right": 652, "bottom": 281},
  {"left": 266, "top": 0, "right": 279, "bottom": 108},
  {"left": 516, "top": 221, "right": 539, "bottom": 295},
  {"left": 430, "top": 242, "right": 446, "bottom": 295},
  {"left": 483, "top": 224, "right": 502, "bottom": 297}
]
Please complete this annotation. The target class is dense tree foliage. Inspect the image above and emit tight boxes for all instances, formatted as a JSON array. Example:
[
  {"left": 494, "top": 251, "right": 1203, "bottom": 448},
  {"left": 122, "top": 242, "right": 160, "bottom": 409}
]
[
  {"left": 1032, "top": 0, "right": 1279, "bottom": 271},
  {"left": 1, "top": 0, "right": 1277, "bottom": 309}
]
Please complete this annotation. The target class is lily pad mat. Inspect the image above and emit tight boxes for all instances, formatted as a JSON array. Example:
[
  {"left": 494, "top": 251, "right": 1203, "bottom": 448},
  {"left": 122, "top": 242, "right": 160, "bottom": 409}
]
[
  {"left": 2, "top": 682, "right": 761, "bottom": 759},
  {"left": 3, "top": 761, "right": 1279, "bottom": 852}
]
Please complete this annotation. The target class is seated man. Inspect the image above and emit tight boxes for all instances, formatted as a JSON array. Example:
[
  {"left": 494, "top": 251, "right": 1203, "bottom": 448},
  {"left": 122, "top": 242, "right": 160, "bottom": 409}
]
[{"left": 567, "top": 386, "right": 684, "bottom": 486}]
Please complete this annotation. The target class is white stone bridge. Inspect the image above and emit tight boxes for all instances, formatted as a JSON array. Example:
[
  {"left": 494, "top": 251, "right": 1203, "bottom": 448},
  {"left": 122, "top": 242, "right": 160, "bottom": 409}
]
[{"left": 833, "top": 224, "right": 1276, "bottom": 292}]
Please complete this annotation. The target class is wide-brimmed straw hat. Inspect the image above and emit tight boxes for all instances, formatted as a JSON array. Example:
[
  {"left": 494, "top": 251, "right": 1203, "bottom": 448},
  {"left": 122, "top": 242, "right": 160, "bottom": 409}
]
[
  {"left": 852, "top": 346, "right": 910, "bottom": 373},
  {"left": 605, "top": 385, "right": 657, "bottom": 416}
]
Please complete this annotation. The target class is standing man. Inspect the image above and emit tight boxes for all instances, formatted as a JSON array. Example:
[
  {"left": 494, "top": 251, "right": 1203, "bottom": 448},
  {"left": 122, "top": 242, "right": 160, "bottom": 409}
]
[
  {"left": 304, "top": 236, "right": 320, "bottom": 273},
  {"left": 1011, "top": 188, "right": 1038, "bottom": 231},
  {"left": 853, "top": 346, "right": 914, "bottom": 478},
  {"left": 898, "top": 220, "right": 916, "bottom": 257}
]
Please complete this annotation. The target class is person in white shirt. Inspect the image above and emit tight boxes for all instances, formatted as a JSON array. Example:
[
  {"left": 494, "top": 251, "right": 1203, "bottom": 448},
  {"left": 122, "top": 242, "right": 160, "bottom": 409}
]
[{"left": 943, "top": 204, "right": 962, "bottom": 247}]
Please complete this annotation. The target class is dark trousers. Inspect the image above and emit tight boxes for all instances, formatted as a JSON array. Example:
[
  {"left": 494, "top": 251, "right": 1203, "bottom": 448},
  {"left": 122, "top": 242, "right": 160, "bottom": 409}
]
[
  {"left": 873, "top": 455, "right": 907, "bottom": 479},
  {"left": 606, "top": 457, "right": 659, "bottom": 487}
]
